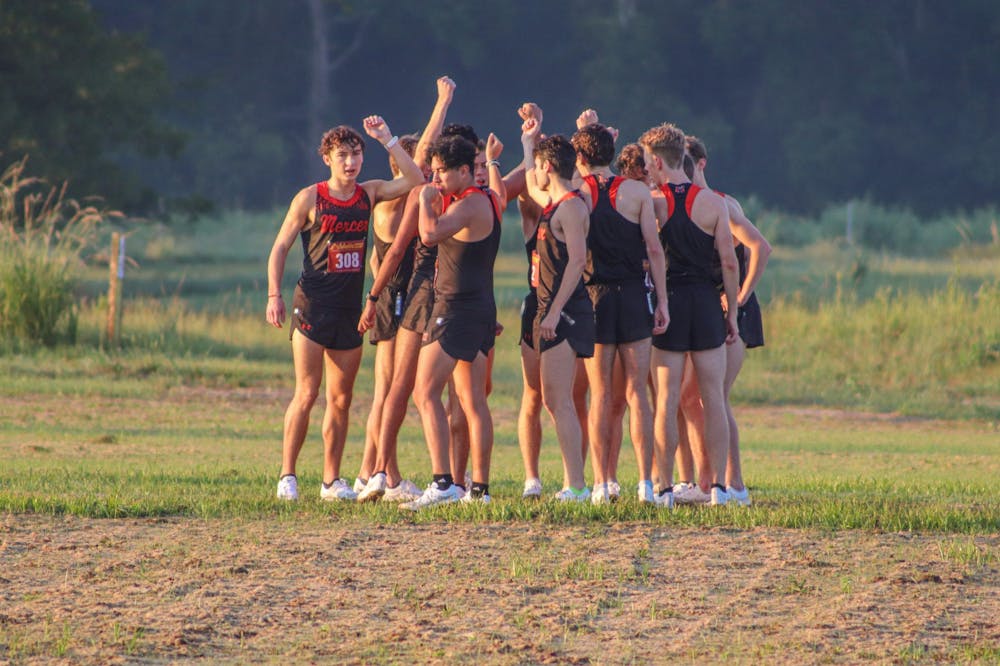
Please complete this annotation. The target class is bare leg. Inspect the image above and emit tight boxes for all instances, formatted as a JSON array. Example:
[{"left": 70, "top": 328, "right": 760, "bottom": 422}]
[
  {"left": 724, "top": 338, "right": 747, "bottom": 490},
  {"left": 608, "top": 355, "right": 627, "bottom": 484},
  {"left": 448, "top": 377, "right": 471, "bottom": 486},
  {"left": 679, "top": 357, "right": 711, "bottom": 489},
  {"left": 374, "top": 327, "right": 422, "bottom": 486},
  {"left": 618, "top": 339, "right": 654, "bottom": 484},
  {"left": 452, "top": 352, "right": 493, "bottom": 487},
  {"left": 320, "top": 345, "right": 363, "bottom": 484},
  {"left": 573, "top": 358, "right": 590, "bottom": 462},
  {"left": 519, "top": 340, "right": 543, "bottom": 481},
  {"left": 583, "top": 344, "right": 617, "bottom": 486},
  {"left": 651, "top": 348, "right": 686, "bottom": 494},
  {"left": 280, "top": 330, "right": 324, "bottom": 477},
  {"left": 690, "top": 345, "right": 729, "bottom": 488},
  {"left": 361, "top": 338, "right": 395, "bottom": 480},
  {"left": 541, "top": 340, "right": 587, "bottom": 490},
  {"left": 412, "top": 341, "right": 459, "bottom": 476}
]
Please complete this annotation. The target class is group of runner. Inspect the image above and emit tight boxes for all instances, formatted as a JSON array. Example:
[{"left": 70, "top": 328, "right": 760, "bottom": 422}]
[{"left": 265, "top": 77, "right": 771, "bottom": 510}]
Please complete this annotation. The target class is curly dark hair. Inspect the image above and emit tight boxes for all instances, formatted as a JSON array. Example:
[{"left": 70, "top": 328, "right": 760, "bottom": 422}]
[
  {"left": 533, "top": 135, "right": 577, "bottom": 181},
  {"left": 318, "top": 126, "right": 365, "bottom": 156},
  {"left": 441, "top": 123, "right": 479, "bottom": 146},
  {"left": 615, "top": 143, "right": 647, "bottom": 181},
  {"left": 428, "top": 135, "right": 476, "bottom": 173},
  {"left": 571, "top": 123, "right": 615, "bottom": 167}
]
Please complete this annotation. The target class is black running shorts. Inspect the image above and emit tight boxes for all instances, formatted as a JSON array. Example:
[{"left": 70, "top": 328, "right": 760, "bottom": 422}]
[
  {"left": 291, "top": 285, "right": 362, "bottom": 350},
  {"left": 399, "top": 276, "right": 434, "bottom": 335},
  {"left": 423, "top": 308, "right": 496, "bottom": 362},
  {"left": 534, "top": 293, "right": 595, "bottom": 358},
  {"left": 369, "top": 285, "right": 407, "bottom": 345},
  {"left": 520, "top": 291, "right": 537, "bottom": 348},
  {"left": 651, "top": 282, "right": 726, "bottom": 352},
  {"left": 588, "top": 280, "right": 653, "bottom": 345},
  {"left": 737, "top": 292, "right": 765, "bottom": 349}
]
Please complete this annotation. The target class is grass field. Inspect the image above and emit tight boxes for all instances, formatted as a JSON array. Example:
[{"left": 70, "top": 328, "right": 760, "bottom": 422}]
[{"left": 1, "top": 210, "right": 999, "bottom": 663}]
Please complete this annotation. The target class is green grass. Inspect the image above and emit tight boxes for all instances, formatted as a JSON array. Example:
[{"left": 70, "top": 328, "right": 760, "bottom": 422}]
[{"left": 1, "top": 209, "right": 998, "bottom": 530}]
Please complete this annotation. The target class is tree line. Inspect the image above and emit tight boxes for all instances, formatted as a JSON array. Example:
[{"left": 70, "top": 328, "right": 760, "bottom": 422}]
[{"left": 3, "top": 0, "right": 998, "bottom": 217}]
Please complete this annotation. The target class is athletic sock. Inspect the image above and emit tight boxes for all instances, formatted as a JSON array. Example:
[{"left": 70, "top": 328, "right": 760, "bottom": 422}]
[
  {"left": 279, "top": 473, "right": 296, "bottom": 481},
  {"left": 470, "top": 483, "right": 489, "bottom": 498},
  {"left": 658, "top": 485, "right": 673, "bottom": 497},
  {"left": 711, "top": 483, "right": 725, "bottom": 491},
  {"left": 569, "top": 486, "right": 589, "bottom": 498},
  {"left": 433, "top": 474, "right": 454, "bottom": 490}
]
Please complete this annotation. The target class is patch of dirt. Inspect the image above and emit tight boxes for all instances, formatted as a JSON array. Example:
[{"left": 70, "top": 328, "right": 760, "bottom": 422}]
[{"left": 2, "top": 514, "right": 997, "bottom": 663}]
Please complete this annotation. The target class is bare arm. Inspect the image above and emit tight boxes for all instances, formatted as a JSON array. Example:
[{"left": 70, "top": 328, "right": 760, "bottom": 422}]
[
  {"left": 711, "top": 194, "right": 740, "bottom": 344},
  {"left": 485, "top": 133, "right": 507, "bottom": 209},
  {"left": 361, "top": 115, "right": 424, "bottom": 203},
  {"left": 502, "top": 165, "right": 527, "bottom": 203},
  {"left": 265, "top": 187, "right": 312, "bottom": 328},
  {"left": 413, "top": 76, "right": 456, "bottom": 169},
  {"left": 636, "top": 187, "right": 669, "bottom": 334},
  {"left": 520, "top": 117, "right": 549, "bottom": 208},
  {"left": 419, "top": 186, "right": 483, "bottom": 246},
  {"left": 358, "top": 188, "right": 422, "bottom": 333},
  {"left": 727, "top": 196, "right": 771, "bottom": 306},
  {"left": 539, "top": 199, "right": 589, "bottom": 340}
]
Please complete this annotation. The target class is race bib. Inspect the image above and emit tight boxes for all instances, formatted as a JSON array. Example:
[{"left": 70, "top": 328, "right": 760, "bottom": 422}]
[
  {"left": 530, "top": 250, "right": 540, "bottom": 289},
  {"left": 327, "top": 240, "right": 364, "bottom": 273}
]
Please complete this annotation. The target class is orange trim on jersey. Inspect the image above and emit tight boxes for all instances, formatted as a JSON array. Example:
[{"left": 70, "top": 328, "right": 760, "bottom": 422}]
[
  {"left": 685, "top": 184, "right": 703, "bottom": 219},
  {"left": 608, "top": 176, "right": 623, "bottom": 210},
  {"left": 317, "top": 182, "right": 364, "bottom": 207},
  {"left": 661, "top": 184, "right": 675, "bottom": 219},
  {"left": 542, "top": 190, "right": 583, "bottom": 217},
  {"left": 584, "top": 175, "right": 599, "bottom": 212}
]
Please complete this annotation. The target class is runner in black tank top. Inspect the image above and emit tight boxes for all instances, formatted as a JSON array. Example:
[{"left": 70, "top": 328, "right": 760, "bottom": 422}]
[
  {"left": 533, "top": 191, "right": 596, "bottom": 357},
  {"left": 582, "top": 173, "right": 654, "bottom": 345},
  {"left": 424, "top": 185, "right": 502, "bottom": 361},
  {"left": 368, "top": 233, "right": 415, "bottom": 344},
  {"left": 652, "top": 181, "right": 726, "bottom": 352},
  {"left": 291, "top": 181, "right": 371, "bottom": 350}
]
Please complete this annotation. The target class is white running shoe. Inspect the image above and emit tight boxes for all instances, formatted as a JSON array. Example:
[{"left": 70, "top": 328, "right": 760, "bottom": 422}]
[
  {"left": 591, "top": 483, "right": 610, "bottom": 505},
  {"left": 554, "top": 487, "right": 592, "bottom": 502},
  {"left": 675, "top": 484, "right": 711, "bottom": 505},
  {"left": 608, "top": 480, "right": 621, "bottom": 502},
  {"left": 399, "top": 483, "right": 460, "bottom": 511},
  {"left": 710, "top": 486, "right": 730, "bottom": 506},
  {"left": 276, "top": 475, "right": 298, "bottom": 501},
  {"left": 671, "top": 481, "right": 692, "bottom": 495},
  {"left": 460, "top": 492, "right": 491, "bottom": 504},
  {"left": 522, "top": 478, "right": 543, "bottom": 499},
  {"left": 353, "top": 477, "right": 367, "bottom": 494},
  {"left": 726, "top": 486, "right": 751, "bottom": 506},
  {"left": 357, "top": 472, "right": 387, "bottom": 503},
  {"left": 383, "top": 479, "right": 422, "bottom": 502},
  {"left": 637, "top": 480, "right": 655, "bottom": 504},
  {"left": 320, "top": 478, "right": 357, "bottom": 502},
  {"left": 655, "top": 489, "right": 675, "bottom": 509}
]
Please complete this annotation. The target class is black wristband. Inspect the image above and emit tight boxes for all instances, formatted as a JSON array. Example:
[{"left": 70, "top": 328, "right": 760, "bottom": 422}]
[{"left": 367, "top": 291, "right": 379, "bottom": 302}]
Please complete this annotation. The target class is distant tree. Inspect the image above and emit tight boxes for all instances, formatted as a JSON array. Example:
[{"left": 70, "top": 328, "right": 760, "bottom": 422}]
[{"left": 0, "top": 0, "right": 181, "bottom": 209}]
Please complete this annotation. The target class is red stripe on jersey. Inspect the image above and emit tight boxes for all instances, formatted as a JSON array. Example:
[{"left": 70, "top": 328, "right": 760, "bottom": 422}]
[
  {"left": 317, "top": 182, "right": 365, "bottom": 207},
  {"left": 609, "top": 176, "right": 623, "bottom": 210},
  {"left": 584, "top": 175, "right": 599, "bottom": 212},
  {"left": 661, "top": 184, "right": 675, "bottom": 219},
  {"left": 685, "top": 184, "right": 703, "bottom": 219},
  {"left": 542, "top": 190, "right": 583, "bottom": 217}
]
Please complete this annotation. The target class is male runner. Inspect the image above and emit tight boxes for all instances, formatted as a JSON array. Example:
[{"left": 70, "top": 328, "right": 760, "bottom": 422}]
[
  {"left": 639, "top": 122, "right": 739, "bottom": 507},
  {"left": 521, "top": 119, "right": 595, "bottom": 502},
  {"left": 354, "top": 77, "right": 455, "bottom": 502},
  {"left": 673, "top": 137, "right": 771, "bottom": 506},
  {"left": 572, "top": 110, "right": 668, "bottom": 504},
  {"left": 266, "top": 116, "right": 423, "bottom": 501},
  {"left": 403, "top": 134, "right": 503, "bottom": 509}
]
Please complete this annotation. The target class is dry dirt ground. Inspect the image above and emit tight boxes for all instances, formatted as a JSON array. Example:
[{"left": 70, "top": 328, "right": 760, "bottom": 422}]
[{"left": 1, "top": 514, "right": 997, "bottom": 664}]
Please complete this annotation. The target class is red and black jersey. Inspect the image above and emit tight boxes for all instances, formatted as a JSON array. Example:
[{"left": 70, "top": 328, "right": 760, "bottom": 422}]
[
  {"left": 582, "top": 174, "right": 645, "bottom": 285},
  {"left": 658, "top": 182, "right": 716, "bottom": 286},
  {"left": 433, "top": 186, "right": 502, "bottom": 314},
  {"left": 299, "top": 182, "right": 371, "bottom": 305},
  {"left": 533, "top": 191, "right": 588, "bottom": 311},
  {"left": 373, "top": 233, "right": 416, "bottom": 295}
]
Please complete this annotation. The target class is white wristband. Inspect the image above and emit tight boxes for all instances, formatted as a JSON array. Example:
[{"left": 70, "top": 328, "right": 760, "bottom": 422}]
[
  {"left": 384, "top": 135, "right": 399, "bottom": 150},
  {"left": 486, "top": 160, "right": 500, "bottom": 169}
]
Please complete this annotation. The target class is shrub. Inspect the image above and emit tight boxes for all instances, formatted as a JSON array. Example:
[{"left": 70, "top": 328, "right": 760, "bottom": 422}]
[{"left": 0, "top": 157, "right": 121, "bottom": 347}]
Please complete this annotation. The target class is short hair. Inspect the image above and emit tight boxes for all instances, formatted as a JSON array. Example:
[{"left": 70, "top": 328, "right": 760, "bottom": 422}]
[
  {"left": 441, "top": 123, "right": 479, "bottom": 146},
  {"left": 533, "top": 134, "right": 576, "bottom": 181},
  {"left": 638, "top": 123, "right": 686, "bottom": 169},
  {"left": 615, "top": 143, "right": 647, "bottom": 181},
  {"left": 685, "top": 135, "right": 708, "bottom": 163},
  {"left": 389, "top": 134, "right": 420, "bottom": 175},
  {"left": 428, "top": 134, "right": 476, "bottom": 173},
  {"left": 571, "top": 123, "right": 615, "bottom": 167},
  {"left": 318, "top": 126, "right": 365, "bottom": 156}
]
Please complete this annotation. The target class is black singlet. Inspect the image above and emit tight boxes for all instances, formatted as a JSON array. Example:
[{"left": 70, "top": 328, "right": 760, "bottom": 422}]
[
  {"left": 433, "top": 186, "right": 502, "bottom": 314},
  {"left": 582, "top": 174, "right": 645, "bottom": 285},
  {"left": 298, "top": 182, "right": 371, "bottom": 303},
  {"left": 533, "top": 191, "right": 588, "bottom": 313},
  {"left": 658, "top": 182, "right": 716, "bottom": 286}
]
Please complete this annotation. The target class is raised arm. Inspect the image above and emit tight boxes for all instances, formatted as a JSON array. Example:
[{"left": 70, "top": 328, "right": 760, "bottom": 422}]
[
  {"left": 484, "top": 133, "right": 507, "bottom": 209},
  {"left": 266, "top": 187, "right": 312, "bottom": 328},
  {"left": 413, "top": 76, "right": 456, "bottom": 169},
  {"left": 521, "top": 117, "right": 549, "bottom": 208},
  {"left": 726, "top": 196, "right": 771, "bottom": 306},
  {"left": 362, "top": 115, "right": 424, "bottom": 203}
]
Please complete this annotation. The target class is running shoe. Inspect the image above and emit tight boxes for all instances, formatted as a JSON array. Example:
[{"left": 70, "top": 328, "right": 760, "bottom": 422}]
[
  {"left": 522, "top": 478, "right": 543, "bottom": 499},
  {"left": 460, "top": 492, "right": 491, "bottom": 504},
  {"left": 675, "top": 484, "right": 711, "bottom": 505},
  {"left": 383, "top": 479, "right": 422, "bottom": 502},
  {"left": 353, "top": 477, "right": 367, "bottom": 494},
  {"left": 655, "top": 489, "right": 675, "bottom": 509},
  {"left": 320, "top": 478, "right": 357, "bottom": 502},
  {"left": 608, "top": 480, "right": 621, "bottom": 502},
  {"left": 357, "top": 472, "right": 387, "bottom": 503},
  {"left": 710, "top": 486, "right": 730, "bottom": 506},
  {"left": 554, "top": 487, "right": 592, "bottom": 502},
  {"left": 637, "top": 480, "right": 655, "bottom": 504},
  {"left": 591, "top": 483, "right": 610, "bottom": 505},
  {"left": 726, "top": 486, "right": 751, "bottom": 506},
  {"left": 276, "top": 475, "right": 298, "bottom": 501},
  {"left": 399, "top": 483, "right": 460, "bottom": 511}
]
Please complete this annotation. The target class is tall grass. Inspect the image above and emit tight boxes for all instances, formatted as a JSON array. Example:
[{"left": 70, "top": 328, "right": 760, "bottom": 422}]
[{"left": 0, "top": 157, "right": 121, "bottom": 347}]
